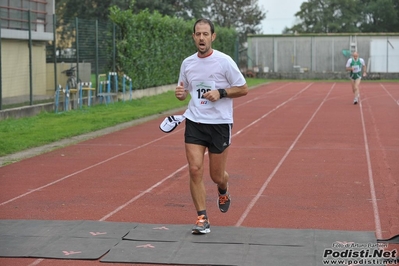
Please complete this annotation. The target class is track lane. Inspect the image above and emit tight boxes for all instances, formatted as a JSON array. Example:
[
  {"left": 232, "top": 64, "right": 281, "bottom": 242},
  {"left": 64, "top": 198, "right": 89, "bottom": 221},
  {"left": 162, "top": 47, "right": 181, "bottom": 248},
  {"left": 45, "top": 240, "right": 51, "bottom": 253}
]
[
  {"left": 0, "top": 81, "right": 397, "bottom": 266},
  {"left": 1, "top": 82, "right": 315, "bottom": 266},
  {"left": 360, "top": 83, "right": 399, "bottom": 240}
]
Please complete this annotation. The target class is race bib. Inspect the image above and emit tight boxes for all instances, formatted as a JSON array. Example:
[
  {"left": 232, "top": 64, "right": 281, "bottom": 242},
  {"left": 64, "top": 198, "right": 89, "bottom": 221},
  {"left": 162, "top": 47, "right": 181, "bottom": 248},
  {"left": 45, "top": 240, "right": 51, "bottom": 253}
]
[
  {"left": 353, "top": 65, "right": 360, "bottom": 72},
  {"left": 191, "top": 81, "right": 215, "bottom": 109}
]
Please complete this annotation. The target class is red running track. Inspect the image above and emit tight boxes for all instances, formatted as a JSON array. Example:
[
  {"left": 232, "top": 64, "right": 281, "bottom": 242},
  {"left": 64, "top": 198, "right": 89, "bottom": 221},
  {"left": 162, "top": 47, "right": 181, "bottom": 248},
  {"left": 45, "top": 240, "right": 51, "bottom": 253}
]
[{"left": 0, "top": 81, "right": 398, "bottom": 266}]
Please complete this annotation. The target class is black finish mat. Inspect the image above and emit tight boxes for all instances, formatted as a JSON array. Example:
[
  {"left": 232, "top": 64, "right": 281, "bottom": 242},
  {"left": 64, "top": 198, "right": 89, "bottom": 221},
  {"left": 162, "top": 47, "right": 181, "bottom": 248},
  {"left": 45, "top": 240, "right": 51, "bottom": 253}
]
[
  {"left": 0, "top": 220, "right": 378, "bottom": 265},
  {"left": 123, "top": 223, "right": 190, "bottom": 242},
  {"left": 0, "top": 219, "right": 84, "bottom": 237},
  {"left": 0, "top": 219, "right": 135, "bottom": 259},
  {"left": 66, "top": 220, "right": 136, "bottom": 239},
  {"left": 107, "top": 224, "right": 378, "bottom": 265},
  {"left": 30, "top": 236, "right": 120, "bottom": 260},
  {"left": 0, "top": 235, "right": 58, "bottom": 257},
  {"left": 378, "top": 234, "right": 399, "bottom": 244},
  {"left": 244, "top": 244, "right": 315, "bottom": 266}
]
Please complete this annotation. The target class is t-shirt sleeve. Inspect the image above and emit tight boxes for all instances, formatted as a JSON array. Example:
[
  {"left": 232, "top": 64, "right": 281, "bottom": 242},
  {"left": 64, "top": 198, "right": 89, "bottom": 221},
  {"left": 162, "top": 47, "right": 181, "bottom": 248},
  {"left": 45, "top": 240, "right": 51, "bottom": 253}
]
[
  {"left": 224, "top": 57, "right": 246, "bottom": 87},
  {"left": 178, "top": 60, "right": 188, "bottom": 90},
  {"left": 345, "top": 58, "right": 352, "bottom": 68}
]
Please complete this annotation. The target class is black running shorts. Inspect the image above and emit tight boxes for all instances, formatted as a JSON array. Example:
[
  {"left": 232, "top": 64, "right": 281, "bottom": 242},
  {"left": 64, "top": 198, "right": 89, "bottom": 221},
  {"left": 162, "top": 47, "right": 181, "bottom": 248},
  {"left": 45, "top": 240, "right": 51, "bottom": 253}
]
[{"left": 184, "top": 119, "right": 232, "bottom": 154}]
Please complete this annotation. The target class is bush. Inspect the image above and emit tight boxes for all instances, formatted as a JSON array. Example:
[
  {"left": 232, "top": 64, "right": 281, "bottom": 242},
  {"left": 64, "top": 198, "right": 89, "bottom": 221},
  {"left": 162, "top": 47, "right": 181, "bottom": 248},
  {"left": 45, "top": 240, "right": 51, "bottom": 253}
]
[{"left": 109, "top": 7, "right": 238, "bottom": 89}]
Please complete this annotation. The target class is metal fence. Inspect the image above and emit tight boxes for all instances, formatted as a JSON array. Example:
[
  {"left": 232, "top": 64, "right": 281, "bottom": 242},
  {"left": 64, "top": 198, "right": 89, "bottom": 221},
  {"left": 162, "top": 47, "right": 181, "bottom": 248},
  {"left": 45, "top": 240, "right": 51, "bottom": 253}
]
[
  {"left": 0, "top": 13, "right": 118, "bottom": 110},
  {"left": 47, "top": 17, "right": 116, "bottom": 76},
  {"left": 3, "top": 13, "right": 398, "bottom": 111},
  {"left": 246, "top": 34, "right": 399, "bottom": 76}
]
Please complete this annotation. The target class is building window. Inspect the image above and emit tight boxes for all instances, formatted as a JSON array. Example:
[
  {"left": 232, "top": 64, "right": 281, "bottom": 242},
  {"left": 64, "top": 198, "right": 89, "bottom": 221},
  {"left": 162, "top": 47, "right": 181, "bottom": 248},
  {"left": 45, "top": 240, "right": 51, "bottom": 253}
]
[{"left": 0, "top": 0, "right": 48, "bottom": 32}]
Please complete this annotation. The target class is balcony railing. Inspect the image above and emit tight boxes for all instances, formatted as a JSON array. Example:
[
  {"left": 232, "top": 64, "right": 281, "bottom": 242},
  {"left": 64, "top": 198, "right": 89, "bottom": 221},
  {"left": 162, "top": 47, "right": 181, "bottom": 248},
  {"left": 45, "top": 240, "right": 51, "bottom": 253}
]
[{"left": 1, "top": 0, "right": 49, "bottom": 32}]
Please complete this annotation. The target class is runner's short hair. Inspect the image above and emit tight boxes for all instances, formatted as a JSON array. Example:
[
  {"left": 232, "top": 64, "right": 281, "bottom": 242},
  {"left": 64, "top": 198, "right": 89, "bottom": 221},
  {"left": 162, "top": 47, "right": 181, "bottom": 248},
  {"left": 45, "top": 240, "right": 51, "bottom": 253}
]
[{"left": 193, "top": 18, "right": 215, "bottom": 34}]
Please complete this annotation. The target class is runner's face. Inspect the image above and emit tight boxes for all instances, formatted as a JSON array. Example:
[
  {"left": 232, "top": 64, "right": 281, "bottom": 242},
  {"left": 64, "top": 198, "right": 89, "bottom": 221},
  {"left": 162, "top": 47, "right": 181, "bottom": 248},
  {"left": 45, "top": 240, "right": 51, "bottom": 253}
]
[
  {"left": 353, "top": 53, "right": 359, "bottom": 60},
  {"left": 193, "top": 22, "right": 215, "bottom": 57}
]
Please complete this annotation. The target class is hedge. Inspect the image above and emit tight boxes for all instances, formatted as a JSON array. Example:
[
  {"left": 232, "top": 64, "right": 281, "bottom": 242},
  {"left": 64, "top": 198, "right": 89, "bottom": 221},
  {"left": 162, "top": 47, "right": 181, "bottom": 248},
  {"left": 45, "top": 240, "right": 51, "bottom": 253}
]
[{"left": 109, "top": 7, "right": 238, "bottom": 89}]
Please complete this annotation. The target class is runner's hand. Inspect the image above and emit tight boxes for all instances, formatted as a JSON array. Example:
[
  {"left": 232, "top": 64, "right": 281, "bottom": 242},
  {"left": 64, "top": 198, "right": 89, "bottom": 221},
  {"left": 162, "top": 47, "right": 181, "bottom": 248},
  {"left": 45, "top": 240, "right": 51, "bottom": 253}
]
[
  {"left": 176, "top": 82, "right": 186, "bottom": 100},
  {"left": 203, "top": 90, "right": 220, "bottom": 102}
]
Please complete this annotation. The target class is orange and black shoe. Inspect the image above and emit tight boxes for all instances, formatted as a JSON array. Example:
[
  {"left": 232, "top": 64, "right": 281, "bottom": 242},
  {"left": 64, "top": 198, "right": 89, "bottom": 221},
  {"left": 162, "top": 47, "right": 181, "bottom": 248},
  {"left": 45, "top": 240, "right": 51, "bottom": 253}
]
[
  {"left": 191, "top": 215, "right": 210, "bottom": 234},
  {"left": 218, "top": 191, "right": 231, "bottom": 213}
]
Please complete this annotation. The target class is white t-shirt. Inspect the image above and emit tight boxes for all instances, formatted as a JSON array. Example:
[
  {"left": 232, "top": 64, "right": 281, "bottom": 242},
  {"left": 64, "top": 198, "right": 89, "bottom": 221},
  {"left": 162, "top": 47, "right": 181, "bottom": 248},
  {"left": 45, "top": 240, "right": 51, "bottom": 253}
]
[{"left": 178, "top": 50, "right": 246, "bottom": 124}]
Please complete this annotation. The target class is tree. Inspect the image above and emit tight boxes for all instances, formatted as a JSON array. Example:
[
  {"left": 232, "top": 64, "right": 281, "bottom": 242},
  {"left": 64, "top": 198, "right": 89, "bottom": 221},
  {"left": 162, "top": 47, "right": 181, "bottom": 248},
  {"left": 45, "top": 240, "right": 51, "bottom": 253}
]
[
  {"left": 287, "top": 0, "right": 362, "bottom": 33},
  {"left": 134, "top": 0, "right": 210, "bottom": 20},
  {"left": 360, "top": 0, "right": 399, "bottom": 32},
  {"left": 56, "top": 0, "right": 266, "bottom": 50},
  {"left": 176, "top": 1, "right": 211, "bottom": 20},
  {"left": 207, "top": 0, "right": 266, "bottom": 43},
  {"left": 56, "top": 0, "right": 207, "bottom": 22},
  {"left": 286, "top": 0, "right": 399, "bottom": 34},
  {"left": 56, "top": 0, "right": 134, "bottom": 22}
]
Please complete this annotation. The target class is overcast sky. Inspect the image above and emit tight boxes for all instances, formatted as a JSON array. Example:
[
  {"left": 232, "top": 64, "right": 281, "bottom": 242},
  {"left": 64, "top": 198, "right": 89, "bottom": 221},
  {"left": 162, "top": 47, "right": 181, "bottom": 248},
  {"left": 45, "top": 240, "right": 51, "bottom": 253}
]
[{"left": 258, "top": 0, "right": 304, "bottom": 34}]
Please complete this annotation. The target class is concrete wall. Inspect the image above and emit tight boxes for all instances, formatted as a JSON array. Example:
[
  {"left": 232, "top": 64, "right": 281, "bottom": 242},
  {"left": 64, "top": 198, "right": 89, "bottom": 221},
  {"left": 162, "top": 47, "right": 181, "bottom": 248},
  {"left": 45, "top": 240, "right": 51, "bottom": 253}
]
[
  {"left": 1, "top": 39, "right": 47, "bottom": 100},
  {"left": 247, "top": 34, "right": 399, "bottom": 74},
  {"left": 0, "top": 84, "right": 176, "bottom": 120},
  {"left": 256, "top": 72, "right": 399, "bottom": 80}
]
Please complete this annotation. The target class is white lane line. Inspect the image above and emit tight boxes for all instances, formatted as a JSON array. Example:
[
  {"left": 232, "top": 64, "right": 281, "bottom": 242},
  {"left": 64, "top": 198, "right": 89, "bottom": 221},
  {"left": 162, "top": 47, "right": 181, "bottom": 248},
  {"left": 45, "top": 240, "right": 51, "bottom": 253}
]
[
  {"left": 0, "top": 134, "right": 172, "bottom": 206},
  {"left": 234, "top": 82, "right": 292, "bottom": 108},
  {"left": 359, "top": 99, "right": 383, "bottom": 239},
  {"left": 379, "top": 83, "right": 399, "bottom": 106},
  {"left": 99, "top": 164, "right": 188, "bottom": 221},
  {"left": 26, "top": 82, "right": 313, "bottom": 266},
  {"left": 98, "top": 83, "right": 314, "bottom": 220},
  {"left": 235, "top": 83, "right": 314, "bottom": 135},
  {"left": 235, "top": 83, "right": 335, "bottom": 227},
  {"left": 27, "top": 259, "right": 44, "bottom": 266},
  {"left": 1, "top": 83, "right": 297, "bottom": 207}
]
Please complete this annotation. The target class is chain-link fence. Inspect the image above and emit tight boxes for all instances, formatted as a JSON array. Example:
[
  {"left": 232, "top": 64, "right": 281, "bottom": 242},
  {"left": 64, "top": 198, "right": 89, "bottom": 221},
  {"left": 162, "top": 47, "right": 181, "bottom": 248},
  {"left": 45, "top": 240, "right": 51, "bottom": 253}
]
[
  {"left": 1, "top": 8, "right": 242, "bottom": 113},
  {"left": 47, "top": 17, "right": 117, "bottom": 80},
  {"left": 1, "top": 13, "right": 118, "bottom": 110}
]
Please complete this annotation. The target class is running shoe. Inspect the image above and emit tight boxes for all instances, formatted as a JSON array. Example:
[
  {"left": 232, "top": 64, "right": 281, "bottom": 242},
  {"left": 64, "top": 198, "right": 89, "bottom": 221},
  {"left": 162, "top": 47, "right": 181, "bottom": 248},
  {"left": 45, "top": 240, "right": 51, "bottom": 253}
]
[
  {"left": 353, "top": 97, "right": 358, "bottom": 105},
  {"left": 218, "top": 191, "right": 231, "bottom": 213},
  {"left": 192, "top": 215, "right": 210, "bottom": 234}
]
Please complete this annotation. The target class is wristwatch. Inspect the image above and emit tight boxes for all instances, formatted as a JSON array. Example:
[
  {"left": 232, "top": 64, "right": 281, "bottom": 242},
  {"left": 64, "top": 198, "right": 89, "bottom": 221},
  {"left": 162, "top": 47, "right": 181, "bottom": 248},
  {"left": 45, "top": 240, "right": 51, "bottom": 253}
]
[{"left": 218, "top": 89, "right": 227, "bottom": 99}]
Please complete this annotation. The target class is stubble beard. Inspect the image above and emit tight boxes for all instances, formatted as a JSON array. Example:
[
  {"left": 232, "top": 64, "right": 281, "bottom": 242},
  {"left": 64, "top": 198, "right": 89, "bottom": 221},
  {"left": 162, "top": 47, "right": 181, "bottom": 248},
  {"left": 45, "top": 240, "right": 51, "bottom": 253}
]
[{"left": 197, "top": 45, "right": 211, "bottom": 57}]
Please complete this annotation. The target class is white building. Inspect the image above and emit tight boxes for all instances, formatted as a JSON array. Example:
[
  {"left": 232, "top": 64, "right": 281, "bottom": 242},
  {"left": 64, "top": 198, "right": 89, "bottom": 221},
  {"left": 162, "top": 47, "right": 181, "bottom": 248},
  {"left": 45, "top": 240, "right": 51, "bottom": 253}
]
[{"left": 1, "top": 0, "right": 55, "bottom": 105}]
